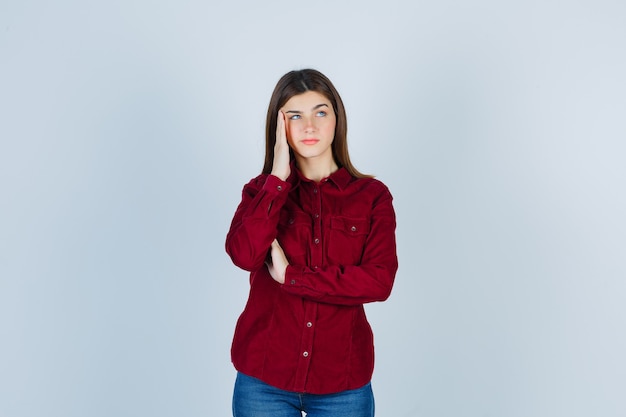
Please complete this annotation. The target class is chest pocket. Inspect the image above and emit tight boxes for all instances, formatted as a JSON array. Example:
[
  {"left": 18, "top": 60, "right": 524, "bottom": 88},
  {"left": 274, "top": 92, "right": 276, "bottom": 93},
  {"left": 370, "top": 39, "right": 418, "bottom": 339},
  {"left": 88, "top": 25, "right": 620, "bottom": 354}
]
[
  {"left": 326, "top": 216, "right": 371, "bottom": 265},
  {"left": 277, "top": 210, "right": 311, "bottom": 264}
]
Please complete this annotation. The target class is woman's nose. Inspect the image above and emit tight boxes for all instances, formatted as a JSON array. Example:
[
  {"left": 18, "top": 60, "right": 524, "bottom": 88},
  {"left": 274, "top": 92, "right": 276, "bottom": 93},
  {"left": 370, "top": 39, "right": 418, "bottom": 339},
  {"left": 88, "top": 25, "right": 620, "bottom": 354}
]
[{"left": 304, "top": 117, "right": 316, "bottom": 132}]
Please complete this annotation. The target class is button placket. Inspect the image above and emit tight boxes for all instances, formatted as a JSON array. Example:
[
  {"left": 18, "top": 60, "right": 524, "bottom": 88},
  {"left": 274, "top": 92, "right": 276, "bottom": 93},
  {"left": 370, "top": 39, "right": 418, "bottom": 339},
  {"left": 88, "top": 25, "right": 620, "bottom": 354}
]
[
  {"left": 310, "top": 183, "right": 323, "bottom": 271},
  {"left": 293, "top": 302, "right": 317, "bottom": 391}
]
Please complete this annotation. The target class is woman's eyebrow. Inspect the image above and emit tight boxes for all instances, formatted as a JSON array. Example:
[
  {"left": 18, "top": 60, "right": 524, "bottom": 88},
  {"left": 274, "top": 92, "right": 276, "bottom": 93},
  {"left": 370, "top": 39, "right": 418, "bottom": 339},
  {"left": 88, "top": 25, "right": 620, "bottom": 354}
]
[{"left": 285, "top": 103, "right": 329, "bottom": 114}]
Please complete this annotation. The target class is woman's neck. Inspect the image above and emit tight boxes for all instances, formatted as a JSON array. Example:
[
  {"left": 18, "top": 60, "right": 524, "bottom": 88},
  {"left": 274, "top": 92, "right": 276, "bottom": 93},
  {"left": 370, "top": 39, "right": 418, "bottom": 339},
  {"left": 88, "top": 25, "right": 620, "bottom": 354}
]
[{"left": 295, "top": 156, "right": 339, "bottom": 183}]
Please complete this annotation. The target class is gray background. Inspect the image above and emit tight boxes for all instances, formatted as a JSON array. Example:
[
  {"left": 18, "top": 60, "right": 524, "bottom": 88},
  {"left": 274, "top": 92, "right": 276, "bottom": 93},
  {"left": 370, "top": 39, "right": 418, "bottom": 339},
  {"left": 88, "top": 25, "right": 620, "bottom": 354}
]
[{"left": 1, "top": 1, "right": 625, "bottom": 416}]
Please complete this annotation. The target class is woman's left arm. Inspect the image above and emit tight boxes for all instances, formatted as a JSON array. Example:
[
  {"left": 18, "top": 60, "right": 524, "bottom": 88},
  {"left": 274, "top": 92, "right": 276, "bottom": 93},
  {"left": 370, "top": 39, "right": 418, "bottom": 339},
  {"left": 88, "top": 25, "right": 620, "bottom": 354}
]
[{"left": 275, "top": 189, "right": 398, "bottom": 306}]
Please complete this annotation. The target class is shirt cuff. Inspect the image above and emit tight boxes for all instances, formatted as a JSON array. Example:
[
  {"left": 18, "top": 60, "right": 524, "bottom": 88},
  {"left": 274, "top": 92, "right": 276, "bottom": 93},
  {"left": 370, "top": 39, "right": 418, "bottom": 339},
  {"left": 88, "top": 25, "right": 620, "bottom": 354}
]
[
  {"left": 283, "top": 265, "right": 307, "bottom": 289},
  {"left": 264, "top": 175, "right": 291, "bottom": 194}
]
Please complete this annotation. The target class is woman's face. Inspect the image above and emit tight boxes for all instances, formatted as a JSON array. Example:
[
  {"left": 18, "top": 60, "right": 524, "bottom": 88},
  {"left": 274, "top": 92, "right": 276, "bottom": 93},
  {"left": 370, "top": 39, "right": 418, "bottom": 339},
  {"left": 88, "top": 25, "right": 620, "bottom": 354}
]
[{"left": 281, "top": 91, "right": 336, "bottom": 163}]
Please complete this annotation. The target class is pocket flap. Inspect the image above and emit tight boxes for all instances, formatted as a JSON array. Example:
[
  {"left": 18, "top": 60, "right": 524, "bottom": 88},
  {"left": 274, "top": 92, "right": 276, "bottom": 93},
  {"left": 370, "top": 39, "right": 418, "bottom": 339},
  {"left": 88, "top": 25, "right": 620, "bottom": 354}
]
[{"left": 330, "top": 216, "right": 370, "bottom": 235}]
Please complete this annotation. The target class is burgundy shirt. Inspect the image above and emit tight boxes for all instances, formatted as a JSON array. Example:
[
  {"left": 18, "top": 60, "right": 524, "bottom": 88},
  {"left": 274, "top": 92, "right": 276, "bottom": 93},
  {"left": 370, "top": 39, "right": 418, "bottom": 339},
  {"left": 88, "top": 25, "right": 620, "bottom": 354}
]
[{"left": 225, "top": 166, "right": 398, "bottom": 394}]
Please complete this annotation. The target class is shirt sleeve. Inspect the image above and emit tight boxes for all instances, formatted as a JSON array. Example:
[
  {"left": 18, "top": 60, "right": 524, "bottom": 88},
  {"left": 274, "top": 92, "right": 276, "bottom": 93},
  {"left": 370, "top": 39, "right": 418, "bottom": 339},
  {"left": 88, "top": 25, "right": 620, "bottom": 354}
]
[
  {"left": 281, "top": 187, "right": 398, "bottom": 306},
  {"left": 225, "top": 175, "right": 291, "bottom": 272}
]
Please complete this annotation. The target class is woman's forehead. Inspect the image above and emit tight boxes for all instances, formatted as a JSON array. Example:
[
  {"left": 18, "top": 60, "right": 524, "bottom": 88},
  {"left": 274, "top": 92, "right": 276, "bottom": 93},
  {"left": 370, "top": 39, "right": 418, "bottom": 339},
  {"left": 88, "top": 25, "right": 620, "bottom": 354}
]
[{"left": 283, "top": 91, "right": 332, "bottom": 110}]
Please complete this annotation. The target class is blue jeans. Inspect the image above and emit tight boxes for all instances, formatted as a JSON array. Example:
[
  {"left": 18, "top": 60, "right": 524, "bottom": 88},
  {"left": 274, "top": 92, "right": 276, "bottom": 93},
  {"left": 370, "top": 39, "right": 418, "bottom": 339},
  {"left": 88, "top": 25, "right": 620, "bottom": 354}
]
[{"left": 232, "top": 372, "right": 375, "bottom": 417}]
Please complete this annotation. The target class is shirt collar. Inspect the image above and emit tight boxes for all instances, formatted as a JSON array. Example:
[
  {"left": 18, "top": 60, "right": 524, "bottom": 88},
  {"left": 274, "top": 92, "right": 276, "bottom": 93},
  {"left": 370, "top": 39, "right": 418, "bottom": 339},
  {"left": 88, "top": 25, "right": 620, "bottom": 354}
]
[{"left": 287, "top": 161, "right": 353, "bottom": 191}]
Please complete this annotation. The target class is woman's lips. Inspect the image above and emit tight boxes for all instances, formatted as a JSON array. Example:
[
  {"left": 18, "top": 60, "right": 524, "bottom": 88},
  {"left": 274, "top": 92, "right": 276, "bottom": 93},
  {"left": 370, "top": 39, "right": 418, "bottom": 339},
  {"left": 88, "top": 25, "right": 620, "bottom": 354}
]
[{"left": 301, "top": 139, "right": 319, "bottom": 145}]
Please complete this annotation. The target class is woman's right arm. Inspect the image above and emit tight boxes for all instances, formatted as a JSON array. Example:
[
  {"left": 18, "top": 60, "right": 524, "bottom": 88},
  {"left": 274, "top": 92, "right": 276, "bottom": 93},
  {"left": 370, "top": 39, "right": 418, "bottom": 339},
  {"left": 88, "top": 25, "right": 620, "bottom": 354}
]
[{"left": 226, "top": 111, "right": 291, "bottom": 271}]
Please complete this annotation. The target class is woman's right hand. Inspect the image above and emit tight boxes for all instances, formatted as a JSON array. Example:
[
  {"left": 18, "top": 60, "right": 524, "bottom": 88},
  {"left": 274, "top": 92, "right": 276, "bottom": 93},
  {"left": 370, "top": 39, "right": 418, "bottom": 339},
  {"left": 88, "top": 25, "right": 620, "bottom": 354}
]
[
  {"left": 265, "top": 239, "right": 289, "bottom": 284},
  {"left": 271, "top": 110, "right": 291, "bottom": 181}
]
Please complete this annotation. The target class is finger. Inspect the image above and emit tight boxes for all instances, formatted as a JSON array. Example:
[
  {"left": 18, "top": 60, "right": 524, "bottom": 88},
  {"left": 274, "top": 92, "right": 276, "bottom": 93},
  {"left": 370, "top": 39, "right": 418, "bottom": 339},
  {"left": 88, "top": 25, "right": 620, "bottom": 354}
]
[
  {"left": 276, "top": 111, "right": 286, "bottom": 143},
  {"left": 276, "top": 111, "right": 282, "bottom": 131}
]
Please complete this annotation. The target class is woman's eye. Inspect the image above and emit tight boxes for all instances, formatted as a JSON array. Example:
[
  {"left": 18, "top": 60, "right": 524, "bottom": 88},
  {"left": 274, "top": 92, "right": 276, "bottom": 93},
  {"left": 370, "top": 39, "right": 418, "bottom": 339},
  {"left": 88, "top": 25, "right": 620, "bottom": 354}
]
[
  {"left": 289, "top": 114, "right": 301, "bottom": 120},
  {"left": 316, "top": 111, "right": 327, "bottom": 117}
]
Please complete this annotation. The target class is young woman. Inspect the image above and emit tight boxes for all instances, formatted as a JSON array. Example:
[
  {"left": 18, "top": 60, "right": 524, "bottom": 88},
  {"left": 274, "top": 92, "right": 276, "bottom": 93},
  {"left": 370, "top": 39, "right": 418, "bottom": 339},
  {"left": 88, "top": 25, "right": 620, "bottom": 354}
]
[{"left": 225, "top": 69, "right": 398, "bottom": 417}]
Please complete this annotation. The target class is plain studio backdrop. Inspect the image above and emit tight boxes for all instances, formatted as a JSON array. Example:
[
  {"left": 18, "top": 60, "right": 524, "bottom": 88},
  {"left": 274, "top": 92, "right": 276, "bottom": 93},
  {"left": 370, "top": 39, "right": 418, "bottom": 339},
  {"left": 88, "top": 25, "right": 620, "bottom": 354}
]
[{"left": 1, "top": 1, "right": 625, "bottom": 416}]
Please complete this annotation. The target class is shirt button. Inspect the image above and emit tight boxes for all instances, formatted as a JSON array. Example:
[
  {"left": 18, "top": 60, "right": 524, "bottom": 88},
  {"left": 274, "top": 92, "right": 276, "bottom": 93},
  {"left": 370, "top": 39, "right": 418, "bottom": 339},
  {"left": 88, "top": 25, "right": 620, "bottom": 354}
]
[
  {"left": 290, "top": 279, "right": 296, "bottom": 285},
  {"left": 288, "top": 218, "right": 294, "bottom": 224},
  {"left": 306, "top": 322, "right": 312, "bottom": 328},
  {"left": 303, "top": 351, "right": 309, "bottom": 357},
  {"left": 314, "top": 238, "right": 319, "bottom": 244},
  {"left": 313, "top": 265, "right": 318, "bottom": 270},
  {"left": 277, "top": 185, "right": 282, "bottom": 191},
  {"left": 314, "top": 214, "right": 319, "bottom": 219},
  {"left": 351, "top": 226, "right": 357, "bottom": 232},
  {"left": 313, "top": 188, "right": 318, "bottom": 194}
]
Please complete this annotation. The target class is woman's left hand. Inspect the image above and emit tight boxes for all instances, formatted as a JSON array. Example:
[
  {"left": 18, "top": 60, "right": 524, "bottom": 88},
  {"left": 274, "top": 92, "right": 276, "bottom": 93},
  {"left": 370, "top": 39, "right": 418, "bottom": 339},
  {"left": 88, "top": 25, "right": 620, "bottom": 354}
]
[{"left": 266, "top": 239, "right": 289, "bottom": 284}]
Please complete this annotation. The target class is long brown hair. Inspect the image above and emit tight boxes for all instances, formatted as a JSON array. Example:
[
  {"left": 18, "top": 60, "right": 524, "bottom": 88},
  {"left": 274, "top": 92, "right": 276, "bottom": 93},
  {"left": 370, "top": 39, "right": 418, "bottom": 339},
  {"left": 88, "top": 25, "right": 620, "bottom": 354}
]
[{"left": 262, "top": 69, "right": 371, "bottom": 178}]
